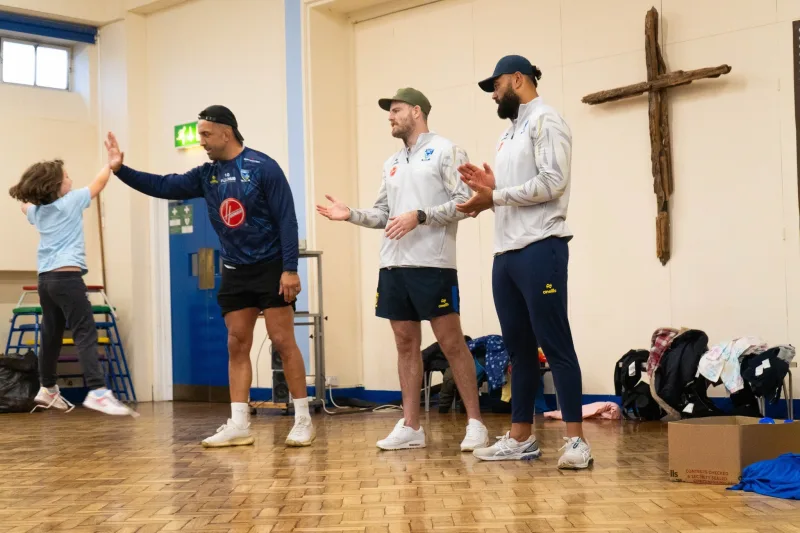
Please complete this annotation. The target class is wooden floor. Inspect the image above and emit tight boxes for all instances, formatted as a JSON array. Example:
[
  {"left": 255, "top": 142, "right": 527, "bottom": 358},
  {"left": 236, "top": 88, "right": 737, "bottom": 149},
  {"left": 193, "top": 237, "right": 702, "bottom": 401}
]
[{"left": 0, "top": 403, "right": 798, "bottom": 533}]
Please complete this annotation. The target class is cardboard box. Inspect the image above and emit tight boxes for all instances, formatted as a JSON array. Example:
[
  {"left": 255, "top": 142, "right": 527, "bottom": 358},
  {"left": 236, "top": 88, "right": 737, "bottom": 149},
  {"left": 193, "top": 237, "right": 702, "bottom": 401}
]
[{"left": 668, "top": 416, "right": 800, "bottom": 485}]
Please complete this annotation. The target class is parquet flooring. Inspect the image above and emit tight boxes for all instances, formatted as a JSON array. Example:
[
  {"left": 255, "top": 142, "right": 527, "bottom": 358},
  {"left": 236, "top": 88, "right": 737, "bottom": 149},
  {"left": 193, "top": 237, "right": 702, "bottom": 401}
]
[{"left": 1, "top": 403, "right": 798, "bottom": 533}]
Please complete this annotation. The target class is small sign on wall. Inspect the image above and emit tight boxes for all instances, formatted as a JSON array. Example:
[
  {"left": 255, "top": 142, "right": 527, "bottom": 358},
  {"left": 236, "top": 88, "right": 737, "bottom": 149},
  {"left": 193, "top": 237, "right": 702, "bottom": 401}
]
[
  {"left": 174, "top": 121, "right": 200, "bottom": 149},
  {"left": 169, "top": 203, "right": 193, "bottom": 234}
]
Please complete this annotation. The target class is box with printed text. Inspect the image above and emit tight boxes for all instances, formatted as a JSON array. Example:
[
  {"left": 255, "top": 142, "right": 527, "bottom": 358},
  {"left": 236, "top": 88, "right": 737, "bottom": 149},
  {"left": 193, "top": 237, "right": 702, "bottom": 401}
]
[{"left": 668, "top": 416, "right": 800, "bottom": 485}]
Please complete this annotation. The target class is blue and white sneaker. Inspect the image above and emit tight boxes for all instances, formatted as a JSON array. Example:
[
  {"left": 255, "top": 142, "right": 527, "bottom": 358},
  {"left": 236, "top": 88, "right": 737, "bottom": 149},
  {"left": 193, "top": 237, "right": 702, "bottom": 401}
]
[
  {"left": 472, "top": 432, "right": 542, "bottom": 461},
  {"left": 557, "top": 437, "right": 593, "bottom": 469}
]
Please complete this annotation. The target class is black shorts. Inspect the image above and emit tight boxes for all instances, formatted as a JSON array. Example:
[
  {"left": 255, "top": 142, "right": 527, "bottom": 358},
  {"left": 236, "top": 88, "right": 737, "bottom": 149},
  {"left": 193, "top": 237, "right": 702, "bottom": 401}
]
[
  {"left": 376, "top": 267, "right": 459, "bottom": 322},
  {"left": 217, "top": 259, "right": 294, "bottom": 316}
]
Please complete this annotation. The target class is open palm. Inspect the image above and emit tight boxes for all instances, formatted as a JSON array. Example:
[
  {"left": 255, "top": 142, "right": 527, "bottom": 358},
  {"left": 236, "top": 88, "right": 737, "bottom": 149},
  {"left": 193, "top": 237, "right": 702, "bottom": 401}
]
[
  {"left": 316, "top": 194, "right": 350, "bottom": 221},
  {"left": 104, "top": 132, "right": 124, "bottom": 172}
]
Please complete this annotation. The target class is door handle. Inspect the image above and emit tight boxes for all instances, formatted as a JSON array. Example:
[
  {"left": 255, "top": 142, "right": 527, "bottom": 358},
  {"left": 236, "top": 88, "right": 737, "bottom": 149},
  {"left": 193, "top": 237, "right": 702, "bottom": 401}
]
[{"left": 197, "top": 247, "right": 215, "bottom": 290}]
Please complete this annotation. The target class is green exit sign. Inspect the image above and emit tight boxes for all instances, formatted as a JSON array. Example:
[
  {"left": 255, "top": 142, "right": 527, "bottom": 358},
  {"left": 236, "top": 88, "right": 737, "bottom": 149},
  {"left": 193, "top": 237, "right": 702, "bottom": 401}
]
[{"left": 174, "top": 121, "right": 200, "bottom": 149}]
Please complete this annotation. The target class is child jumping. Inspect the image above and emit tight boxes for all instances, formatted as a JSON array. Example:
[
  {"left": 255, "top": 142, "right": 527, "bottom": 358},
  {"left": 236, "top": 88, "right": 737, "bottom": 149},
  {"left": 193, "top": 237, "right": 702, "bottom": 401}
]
[{"left": 9, "top": 159, "right": 136, "bottom": 416}]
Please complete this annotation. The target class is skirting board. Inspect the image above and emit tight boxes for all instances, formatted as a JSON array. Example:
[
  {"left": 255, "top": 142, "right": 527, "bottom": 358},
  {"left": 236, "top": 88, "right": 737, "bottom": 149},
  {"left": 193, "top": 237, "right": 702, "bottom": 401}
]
[{"left": 56, "top": 386, "right": 799, "bottom": 420}]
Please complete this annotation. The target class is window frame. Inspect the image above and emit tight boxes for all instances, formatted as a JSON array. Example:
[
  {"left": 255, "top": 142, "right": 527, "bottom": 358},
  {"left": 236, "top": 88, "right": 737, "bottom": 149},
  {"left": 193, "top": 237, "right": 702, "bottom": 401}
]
[{"left": 0, "top": 36, "right": 71, "bottom": 91}]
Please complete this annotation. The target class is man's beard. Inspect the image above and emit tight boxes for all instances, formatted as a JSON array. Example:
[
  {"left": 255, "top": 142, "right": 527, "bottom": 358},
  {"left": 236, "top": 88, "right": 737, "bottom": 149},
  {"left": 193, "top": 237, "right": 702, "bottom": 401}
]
[
  {"left": 496, "top": 88, "right": 521, "bottom": 120},
  {"left": 391, "top": 122, "right": 412, "bottom": 142}
]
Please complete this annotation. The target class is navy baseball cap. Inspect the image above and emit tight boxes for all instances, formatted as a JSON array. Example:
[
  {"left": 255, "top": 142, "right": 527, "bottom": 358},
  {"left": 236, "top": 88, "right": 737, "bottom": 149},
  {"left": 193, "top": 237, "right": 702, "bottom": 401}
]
[{"left": 478, "top": 55, "right": 538, "bottom": 92}]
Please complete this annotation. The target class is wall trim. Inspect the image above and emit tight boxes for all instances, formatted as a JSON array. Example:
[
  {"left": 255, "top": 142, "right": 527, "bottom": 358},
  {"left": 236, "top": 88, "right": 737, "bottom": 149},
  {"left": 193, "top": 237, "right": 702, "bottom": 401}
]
[
  {"left": 57, "top": 385, "right": 799, "bottom": 421},
  {"left": 150, "top": 197, "right": 173, "bottom": 401}
]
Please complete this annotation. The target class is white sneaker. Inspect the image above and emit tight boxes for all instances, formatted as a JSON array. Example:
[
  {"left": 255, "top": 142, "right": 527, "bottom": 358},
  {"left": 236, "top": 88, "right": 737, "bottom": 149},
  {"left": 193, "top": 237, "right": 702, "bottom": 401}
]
[
  {"left": 460, "top": 419, "right": 489, "bottom": 451},
  {"left": 32, "top": 387, "right": 75, "bottom": 413},
  {"left": 82, "top": 389, "right": 139, "bottom": 417},
  {"left": 201, "top": 419, "right": 255, "bottom": 448},
  {"left": 285, "top": 416, "right": 315, "bottom": 447},
  {"left": 376, "top": 418, "right": 426, "bottom": 450},
  {"left": 557, "top": 437, "right": 593, "bottom": 470},
  {"left": 472, "top": 432, "right": 542, "bottom": 461}
]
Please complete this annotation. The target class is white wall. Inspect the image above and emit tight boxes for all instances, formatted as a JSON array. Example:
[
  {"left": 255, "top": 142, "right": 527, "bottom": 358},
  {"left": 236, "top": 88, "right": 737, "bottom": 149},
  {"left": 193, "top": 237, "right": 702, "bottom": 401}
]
[
  {"left": 340, "top": 0, "right": 800, "bottom": 398},
  {"left": 0, "top": 0, "right": 291, "bottom": 398},
  {"left": 0, "top": 0, "right": 123, "bottom": 24},
  {"left": 97, "top": 12, "right": 155, "bottom": 400},
  {"left": 306, "top": 6, "right": 363, "bottom": 388},
  {"left": 0, "top": 36, "right": 102, "bottom": 346}
]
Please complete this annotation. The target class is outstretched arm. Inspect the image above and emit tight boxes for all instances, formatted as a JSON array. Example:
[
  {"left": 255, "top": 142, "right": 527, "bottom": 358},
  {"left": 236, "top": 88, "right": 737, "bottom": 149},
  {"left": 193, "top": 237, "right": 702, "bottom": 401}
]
[
  {"left": 348, "top": 180, "right": 390, "bottom": 229},
  {"left": 114, "top": 165, "right": 206, "bottom": 200},
  {"left": 89, "top": 165, "right": 112, "bottom": 199},
  {"left": 105, "top": 131, "right": 205, "bottom": 200}
]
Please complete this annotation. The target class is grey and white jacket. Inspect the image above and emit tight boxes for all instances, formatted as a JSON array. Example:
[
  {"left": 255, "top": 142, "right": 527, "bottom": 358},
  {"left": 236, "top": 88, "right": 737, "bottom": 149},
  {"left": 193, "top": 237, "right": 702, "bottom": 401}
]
[
  {"left": 492, "top": 97, "right": 573, "bottom": 254},
  {"left": 348, "top": 132, "right": 470, "bottom": 269}
]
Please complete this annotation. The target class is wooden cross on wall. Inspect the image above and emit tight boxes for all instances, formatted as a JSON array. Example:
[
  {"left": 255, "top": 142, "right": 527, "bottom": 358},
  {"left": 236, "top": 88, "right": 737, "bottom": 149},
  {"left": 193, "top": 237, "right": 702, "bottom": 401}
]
[{"left": 582, "top": 7, "right": 731, "bottom": 265}]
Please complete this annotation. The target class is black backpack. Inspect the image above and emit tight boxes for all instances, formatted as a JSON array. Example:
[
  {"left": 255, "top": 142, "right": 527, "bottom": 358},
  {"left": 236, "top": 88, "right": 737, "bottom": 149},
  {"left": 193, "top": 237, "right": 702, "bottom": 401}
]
[
  {"left": 614, "top": 349, "right": 663, "bottom": 421},
  {"left": 0, "top": 351, "right": 39, "bottom": 413},
  {"left": 653, "top": 330, "right": 723, "bottom": 418},
  {"left": 741, "top": 347, "right": 791, "bottom": 404}
]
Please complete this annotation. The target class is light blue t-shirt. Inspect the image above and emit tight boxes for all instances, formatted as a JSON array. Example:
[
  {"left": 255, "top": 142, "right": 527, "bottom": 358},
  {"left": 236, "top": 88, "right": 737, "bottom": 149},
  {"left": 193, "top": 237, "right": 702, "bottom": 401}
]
[{"left": 26, "top": 187, "right": 91, "bottom": 274}]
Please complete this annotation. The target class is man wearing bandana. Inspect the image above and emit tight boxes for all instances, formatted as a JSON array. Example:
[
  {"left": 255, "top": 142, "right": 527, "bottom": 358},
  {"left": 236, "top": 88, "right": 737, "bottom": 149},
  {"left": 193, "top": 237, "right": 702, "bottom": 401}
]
[{"left": 104, "top": 105, "right": 314, "bottom": 448}]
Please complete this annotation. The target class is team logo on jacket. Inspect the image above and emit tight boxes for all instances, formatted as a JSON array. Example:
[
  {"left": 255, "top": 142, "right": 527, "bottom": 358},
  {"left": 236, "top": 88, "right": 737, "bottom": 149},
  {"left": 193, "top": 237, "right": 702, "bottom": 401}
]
[
  {"left": 210, "top": 175, "right": 219, "bottom": 184},
  {"left": 390, "top": 166, "right": 397, "bottom": 177},
  {"left": 422, "top": 148, "right": 434, "bottom": 161},
  {"left": 240, "top": 169, "right": 251, "bottom": 182},
  {"left": 220, "top": 198, "right": 245, "bottom": 228}
]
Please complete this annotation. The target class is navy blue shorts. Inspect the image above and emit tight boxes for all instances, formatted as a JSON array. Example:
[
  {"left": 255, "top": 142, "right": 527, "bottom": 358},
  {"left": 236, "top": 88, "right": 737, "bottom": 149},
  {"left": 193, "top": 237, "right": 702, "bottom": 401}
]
[{"left": 375, "top": 267, "right": 459, "bottom": 322}]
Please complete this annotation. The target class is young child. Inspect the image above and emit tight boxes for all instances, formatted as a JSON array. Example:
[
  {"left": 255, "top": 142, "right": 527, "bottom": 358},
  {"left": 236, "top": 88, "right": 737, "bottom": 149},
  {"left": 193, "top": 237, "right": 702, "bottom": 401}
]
[{"left": 9, "top": 159, "right": 136, "bottom": 416}]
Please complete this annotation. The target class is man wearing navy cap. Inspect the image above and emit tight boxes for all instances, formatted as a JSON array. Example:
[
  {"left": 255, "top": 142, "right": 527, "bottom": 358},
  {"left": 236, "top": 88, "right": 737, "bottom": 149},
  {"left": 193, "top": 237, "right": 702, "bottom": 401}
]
[
  {"left": 104, "top": 105, "right": 315, "bottom": 449},
  {"left": 457, "top": 55, "right": 592, "bottom": 469}
]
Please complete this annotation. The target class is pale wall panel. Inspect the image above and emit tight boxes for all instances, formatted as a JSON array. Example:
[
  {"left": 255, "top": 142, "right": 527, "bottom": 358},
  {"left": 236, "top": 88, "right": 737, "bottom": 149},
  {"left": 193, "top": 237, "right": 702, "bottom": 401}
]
[
  {"left": 666, "top": 25, "right": 786, "bottom": 344},
  {"left": 778, "top": 19, "right": 800, "bottom": 375},
  {"left": 472, "top": 0, "right": 562, "bottom": 80},
  {"left": 345, "top": 0, "right": 800, "bottom": 398},
  {"left": 308, "top": 7, "right": 363, "bottom": 387},
  {"left": 564, "top": 51, "right": 672, "bottom": 394},
  {"left": 777, "top": 0, "right": 800, "bottom": 22},
  {"left": 354, "top": 15, "right": 397, "bottom": 109},
  {"left": 561, "top": 0, "right": 661, "bottom": 65},
  {"left": 662, "top": 0, "right": 776, "bottom": 44},
  {"left": 390, "top": 0, "right": 474, "bottom": 92}
]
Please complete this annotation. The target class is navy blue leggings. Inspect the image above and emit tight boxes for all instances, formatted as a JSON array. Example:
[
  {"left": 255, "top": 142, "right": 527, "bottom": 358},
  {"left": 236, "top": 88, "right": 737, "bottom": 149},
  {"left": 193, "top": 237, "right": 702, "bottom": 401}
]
[{"left": 492, "top": 237, "right": 583, "bottom": 423}]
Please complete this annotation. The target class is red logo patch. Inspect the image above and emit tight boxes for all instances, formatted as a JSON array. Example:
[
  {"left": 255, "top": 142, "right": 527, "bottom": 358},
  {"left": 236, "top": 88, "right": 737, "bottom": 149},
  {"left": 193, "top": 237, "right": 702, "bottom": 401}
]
[
  {"left": 220, "top": 198, "right": 245, "bottom": 228},
  {"left": 390, "top": 166, "right": 397, "bottom": 177},
  {"left": 497, "top": 142, "right": 504, "bottom": 152}
]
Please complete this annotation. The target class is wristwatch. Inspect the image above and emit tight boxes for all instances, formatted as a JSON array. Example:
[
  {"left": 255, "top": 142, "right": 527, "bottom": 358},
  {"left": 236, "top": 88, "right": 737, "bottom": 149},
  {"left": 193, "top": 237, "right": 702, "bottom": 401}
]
[{"left": 416, "top": 210, "right": 427, "bottom": 224}]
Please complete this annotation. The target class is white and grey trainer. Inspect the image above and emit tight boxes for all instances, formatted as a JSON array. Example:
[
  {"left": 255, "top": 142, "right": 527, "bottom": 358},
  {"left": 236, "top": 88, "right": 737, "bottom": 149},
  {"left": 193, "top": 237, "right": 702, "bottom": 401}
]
[{"left": 472, "top": 432, "right": 542, "bottom": 461}]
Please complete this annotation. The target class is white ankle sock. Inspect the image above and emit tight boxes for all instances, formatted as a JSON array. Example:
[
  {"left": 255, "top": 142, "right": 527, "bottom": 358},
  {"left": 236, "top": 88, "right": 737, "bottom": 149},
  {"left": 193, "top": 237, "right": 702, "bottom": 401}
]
[
  {"left": 293, "top": 397, "right": 310, "bottom": 420},
  {"left": 46, "top": 386, "right": 59, "bottom": 394},
  {"left": 232, "top": 402, "right": 249, "bottom": 427}
]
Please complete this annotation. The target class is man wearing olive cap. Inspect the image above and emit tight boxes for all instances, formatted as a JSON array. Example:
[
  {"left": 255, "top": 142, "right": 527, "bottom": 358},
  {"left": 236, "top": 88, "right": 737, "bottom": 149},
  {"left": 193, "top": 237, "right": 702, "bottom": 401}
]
[
  {"left": 104, "top": 105, "right": 315, "bottom": 449},
  {"left": 317, "top": 88, "right": 489, "bottom": 452},
  {"left": 457, "top": 55, "right": 592, "bottom": 469}
]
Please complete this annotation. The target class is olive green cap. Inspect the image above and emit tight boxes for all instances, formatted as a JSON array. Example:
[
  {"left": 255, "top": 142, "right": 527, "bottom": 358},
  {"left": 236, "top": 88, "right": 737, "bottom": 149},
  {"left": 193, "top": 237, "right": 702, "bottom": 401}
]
[{"left": 378, "top": 87, "right": 431, "bottom": 115}]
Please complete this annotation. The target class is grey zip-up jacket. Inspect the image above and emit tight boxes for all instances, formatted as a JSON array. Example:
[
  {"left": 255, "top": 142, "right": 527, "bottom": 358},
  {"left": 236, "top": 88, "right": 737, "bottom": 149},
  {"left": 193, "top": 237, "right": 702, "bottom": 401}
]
[
  {"left": 348, "top": 132, "right": 470, "bottom": 269},
  {"left": 492, "top": 97, "right": 573, "bottom": 254}
]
